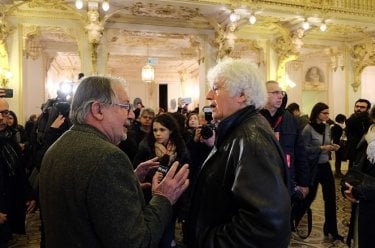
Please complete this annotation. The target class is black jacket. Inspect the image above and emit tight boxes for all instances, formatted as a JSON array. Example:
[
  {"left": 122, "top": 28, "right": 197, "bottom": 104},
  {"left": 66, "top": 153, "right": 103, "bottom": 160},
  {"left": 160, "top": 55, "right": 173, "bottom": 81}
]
[
  {"left": 260, "top": 109, "right": 310, "bottom": 190},
  {"left": 187, "top": 106, "right": 291, "bottom": 248},
  {"left": 346, "top": 112, "right": 372, "bottom": 161}
]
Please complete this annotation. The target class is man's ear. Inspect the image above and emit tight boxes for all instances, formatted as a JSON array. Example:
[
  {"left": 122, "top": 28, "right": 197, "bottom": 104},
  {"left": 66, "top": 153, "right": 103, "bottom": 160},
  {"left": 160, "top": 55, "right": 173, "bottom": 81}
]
[
  {"left": 91, "top": 101, "right": 104, "bottom": 120},
  {"left": 237, "top": 92, "right": 247, "bottom": 104}
]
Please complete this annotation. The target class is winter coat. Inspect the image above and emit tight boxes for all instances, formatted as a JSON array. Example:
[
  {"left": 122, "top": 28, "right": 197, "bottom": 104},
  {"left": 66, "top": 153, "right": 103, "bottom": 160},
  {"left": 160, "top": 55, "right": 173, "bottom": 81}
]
[{"left": 187, "top": 106, "right": 291, "bottom": 248}]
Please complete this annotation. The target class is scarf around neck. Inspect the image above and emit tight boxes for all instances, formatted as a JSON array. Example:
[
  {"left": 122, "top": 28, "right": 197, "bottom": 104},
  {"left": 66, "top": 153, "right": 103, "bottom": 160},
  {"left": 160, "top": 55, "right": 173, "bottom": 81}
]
[{"left": 154, "top": 139, "right": 177, "bottom": 166}]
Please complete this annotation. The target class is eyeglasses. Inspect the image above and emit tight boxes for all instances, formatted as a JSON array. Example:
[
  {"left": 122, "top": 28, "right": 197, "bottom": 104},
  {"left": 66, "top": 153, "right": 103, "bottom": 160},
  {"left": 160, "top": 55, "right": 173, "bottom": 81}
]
[
  {"left": 114, "top": 103, "right": 133, "bottom": 112},
  {"left": 0, "top": 110, "right": 10, "bottom": 116},
  {"left": 211, "top": 85, "right": 224, "bottom": 94},
  {"left": 268, "top": 90, "right": 286, "bottom": 97},
  {"left": 320, "top": 111, "right": 329, "bottom": 115}
]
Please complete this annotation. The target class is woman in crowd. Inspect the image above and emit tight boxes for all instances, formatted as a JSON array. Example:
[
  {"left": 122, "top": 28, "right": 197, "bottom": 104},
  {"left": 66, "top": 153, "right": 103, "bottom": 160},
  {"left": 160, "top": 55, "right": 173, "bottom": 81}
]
[
  {"left": 6, "top": 111, "right": 29, "bottom": 153},
  {"left": 133, "top": 113, "right": 190, "bottom": 248},
  {"left": 6, "top": 111, "right": 32, "bottom": 174},
  {"left": 343, "top": 105, "right": 375, "bottom": 248},
  {"left": 301, "top": 102, "right": 343, "bottom": 243}
]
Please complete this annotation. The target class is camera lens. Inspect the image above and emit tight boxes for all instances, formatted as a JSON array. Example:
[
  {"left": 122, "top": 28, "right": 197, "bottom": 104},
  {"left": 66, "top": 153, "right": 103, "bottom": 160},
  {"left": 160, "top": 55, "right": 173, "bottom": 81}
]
[{"left": 201, "top": 125, "right": 214, "bottom": 139}]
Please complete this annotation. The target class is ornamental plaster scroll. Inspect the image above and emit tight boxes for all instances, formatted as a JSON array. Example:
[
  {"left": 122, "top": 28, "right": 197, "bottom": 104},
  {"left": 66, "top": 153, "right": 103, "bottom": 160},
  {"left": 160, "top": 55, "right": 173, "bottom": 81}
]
[
  {"left": 27, "top": 0, "right": 70, "bottom": 11},
  {"left": 350, "top": 41, "right": 375, "bottom": 92},
  {"left": 125, "top": 2, "right": 202, "bottom": 20},
  {"left": 0, "top": 9, "right": 10, "bottom": 42},
  {"left": 271, "top": 22, "right": 302, "bottom": 83}
]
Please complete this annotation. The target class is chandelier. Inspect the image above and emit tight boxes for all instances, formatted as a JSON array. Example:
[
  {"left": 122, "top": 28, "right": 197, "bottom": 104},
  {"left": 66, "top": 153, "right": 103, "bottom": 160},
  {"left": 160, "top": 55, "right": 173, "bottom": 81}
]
[
  {"left": 75, "top": 0, "right": 110, "bottom": 12},
  {"left": 141, "top": 44, "right": 155, "bottom": 83}
]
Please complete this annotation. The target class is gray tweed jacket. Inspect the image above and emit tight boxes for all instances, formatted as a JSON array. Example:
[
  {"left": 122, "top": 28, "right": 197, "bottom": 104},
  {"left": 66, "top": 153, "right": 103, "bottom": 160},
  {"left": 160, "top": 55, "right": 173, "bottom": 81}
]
[{"left": 39, "top": 124, "right": 172, "bottom": 248}]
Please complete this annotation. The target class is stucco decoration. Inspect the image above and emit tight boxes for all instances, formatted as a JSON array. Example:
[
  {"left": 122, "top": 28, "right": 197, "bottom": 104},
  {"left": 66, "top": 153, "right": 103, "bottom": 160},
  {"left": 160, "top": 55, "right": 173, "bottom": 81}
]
[
  {"left": 350, "top": 41, "right": 375, "bottom": 92},
  {"left": 126, "top": 2, "right": 202, "bottom": 20}
]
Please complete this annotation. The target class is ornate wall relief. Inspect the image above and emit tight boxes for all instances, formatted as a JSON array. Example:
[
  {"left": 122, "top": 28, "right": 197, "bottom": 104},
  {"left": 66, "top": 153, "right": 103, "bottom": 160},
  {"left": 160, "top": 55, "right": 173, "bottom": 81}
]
[{"left": 350, "top": 41, "right": 375, "bottom": 92}]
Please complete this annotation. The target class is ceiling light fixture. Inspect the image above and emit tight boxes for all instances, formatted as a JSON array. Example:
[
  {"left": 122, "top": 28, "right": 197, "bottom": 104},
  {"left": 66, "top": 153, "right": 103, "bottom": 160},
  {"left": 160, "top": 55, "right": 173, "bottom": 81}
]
[
  {"left": 229, "top": 11, "right": 240, "bottom": 22},
  {"left": 320, "top": 21, "right": 327, "bottom": 32},
  {"left": 302, "top": 19, "right": 310, "bottom": 30},
  {"left": 249, "top": 14, "right": 257, "bottom": 24},
  {"left": 75, "top": 0, "right": 110, "bottom": 12},
  {"left": 141, "top": 44, "right": 155, "bottom": 83}
]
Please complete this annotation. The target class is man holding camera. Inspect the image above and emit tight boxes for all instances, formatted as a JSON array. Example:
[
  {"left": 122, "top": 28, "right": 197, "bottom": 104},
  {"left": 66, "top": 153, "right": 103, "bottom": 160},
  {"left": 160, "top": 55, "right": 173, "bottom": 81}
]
[
  {"left": 39, "top": 76, "right": 189, "bottom": 248},
  {"left": 187, "top": 59, "right": 290, "bottom": 248}
]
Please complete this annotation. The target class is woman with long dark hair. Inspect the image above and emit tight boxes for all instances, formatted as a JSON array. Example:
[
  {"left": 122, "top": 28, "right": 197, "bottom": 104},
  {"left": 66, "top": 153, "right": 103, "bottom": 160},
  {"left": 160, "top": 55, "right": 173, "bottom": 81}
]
[
  {"left": 133, "top": 113, "right": 189, "bottom": 248},
  {"left": 301, "top": 102, "right": 344, "bottom": 243}
]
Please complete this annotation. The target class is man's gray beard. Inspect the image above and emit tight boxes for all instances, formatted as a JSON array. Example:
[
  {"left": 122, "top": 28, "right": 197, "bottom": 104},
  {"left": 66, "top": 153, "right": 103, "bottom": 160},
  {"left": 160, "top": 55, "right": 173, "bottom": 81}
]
[{"left": 121, "top": 133, "right": 127, "bottom": 141}]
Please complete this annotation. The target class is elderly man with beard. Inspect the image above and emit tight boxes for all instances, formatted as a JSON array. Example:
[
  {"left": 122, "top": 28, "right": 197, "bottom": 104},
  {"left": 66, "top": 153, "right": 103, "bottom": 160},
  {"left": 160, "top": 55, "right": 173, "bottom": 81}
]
[
  {"left": 187, "top": 59, "right": 291, "bottom": 248},
  {"left": 39, "top": 76, "right": 189, "bottom": 248}
]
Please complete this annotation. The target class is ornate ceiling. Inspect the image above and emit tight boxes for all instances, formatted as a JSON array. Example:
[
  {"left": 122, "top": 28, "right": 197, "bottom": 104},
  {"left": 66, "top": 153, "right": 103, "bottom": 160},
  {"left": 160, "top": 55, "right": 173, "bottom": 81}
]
[{"left": 2, "top": 0, "right": 375, "bottom": 83}]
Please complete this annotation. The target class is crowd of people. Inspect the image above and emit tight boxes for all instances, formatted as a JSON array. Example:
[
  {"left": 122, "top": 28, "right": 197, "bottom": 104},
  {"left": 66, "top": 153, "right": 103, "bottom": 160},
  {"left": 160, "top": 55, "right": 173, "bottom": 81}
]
[{"left": 1, "top": 58, "right": 375, "bottom": 248}]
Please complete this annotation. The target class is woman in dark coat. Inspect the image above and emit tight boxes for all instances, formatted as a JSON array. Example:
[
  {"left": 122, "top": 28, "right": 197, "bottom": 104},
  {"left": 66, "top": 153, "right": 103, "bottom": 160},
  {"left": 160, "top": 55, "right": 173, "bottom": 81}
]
[{"left": 133, "top": 113, "right": 190, "bottom": 248}]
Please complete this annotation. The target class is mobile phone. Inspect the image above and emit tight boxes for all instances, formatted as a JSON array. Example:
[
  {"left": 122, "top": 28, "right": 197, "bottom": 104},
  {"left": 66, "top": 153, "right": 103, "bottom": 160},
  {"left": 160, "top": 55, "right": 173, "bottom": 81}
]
[{"left": 0, "top": 88, "right": 13, "bottom": 98}]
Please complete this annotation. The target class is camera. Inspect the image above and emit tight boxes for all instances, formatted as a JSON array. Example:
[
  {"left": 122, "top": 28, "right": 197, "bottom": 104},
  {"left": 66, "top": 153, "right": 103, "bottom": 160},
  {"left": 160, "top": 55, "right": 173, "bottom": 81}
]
[
  {"left": 54, "top": 101, "right": 71, "bottom": 118},
  {"left": 201, "top": 124, "right": 215, "bottom": 139},
  {"left": 0, "top": 88, "right": 13, "bottom": 98}
]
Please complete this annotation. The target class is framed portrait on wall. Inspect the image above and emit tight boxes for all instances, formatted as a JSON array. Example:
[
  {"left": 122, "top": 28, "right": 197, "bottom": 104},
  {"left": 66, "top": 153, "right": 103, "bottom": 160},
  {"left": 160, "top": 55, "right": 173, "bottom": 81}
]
[{"left": 303, "top": 66, "right": 326, "bottom": 91}]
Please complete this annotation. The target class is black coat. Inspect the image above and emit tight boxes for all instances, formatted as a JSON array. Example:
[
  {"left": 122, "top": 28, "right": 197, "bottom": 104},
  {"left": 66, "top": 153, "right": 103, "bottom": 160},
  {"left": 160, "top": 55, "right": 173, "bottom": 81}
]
[
  {"left": 260, "top": 109, "right": 310, "bottom": 190},
  {"left": 350, "top": 137, "right": 375, "bottom": 248},
  {"left": 0, "top": 128, "right": 35, "bottom": 241},
  {"left": 187, "top": 106, "right": 291, "bottom": 248}
]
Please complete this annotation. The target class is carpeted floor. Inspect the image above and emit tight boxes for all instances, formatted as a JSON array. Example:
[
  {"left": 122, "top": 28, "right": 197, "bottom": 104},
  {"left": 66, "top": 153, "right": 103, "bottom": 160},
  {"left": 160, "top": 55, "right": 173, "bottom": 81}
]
[{"left": 9, "top": 162, "right": 351, "bottom": 248}]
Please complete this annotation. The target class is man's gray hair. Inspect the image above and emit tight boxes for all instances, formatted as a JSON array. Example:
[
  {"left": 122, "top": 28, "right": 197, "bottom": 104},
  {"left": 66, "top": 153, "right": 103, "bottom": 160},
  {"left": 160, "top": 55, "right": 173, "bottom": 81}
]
[
  {"left": 70, "top": 76, "right": 127, "bottom": 124},
  {"left": 140, "top": 108, "right": 155, "bottom": 117},
  {"left": 207, "top": 58, "right": 267, "bottom": 109}
]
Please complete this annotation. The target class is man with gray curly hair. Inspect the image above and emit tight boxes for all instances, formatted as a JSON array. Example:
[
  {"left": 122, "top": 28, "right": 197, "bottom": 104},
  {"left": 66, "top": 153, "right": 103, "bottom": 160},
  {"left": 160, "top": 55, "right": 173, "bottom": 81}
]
[{"left": 187, "top": 59, "right": 291, "bottom": 248}]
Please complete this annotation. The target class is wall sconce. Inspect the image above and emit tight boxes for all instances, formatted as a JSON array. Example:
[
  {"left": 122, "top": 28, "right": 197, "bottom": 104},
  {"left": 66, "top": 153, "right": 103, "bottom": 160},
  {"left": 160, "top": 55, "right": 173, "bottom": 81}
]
[
  {"left": 0, "top": 67, "right": 13, "bottom": 87},
  {"left": 75, "top": 0, "right": 110, "bottom": 12}
]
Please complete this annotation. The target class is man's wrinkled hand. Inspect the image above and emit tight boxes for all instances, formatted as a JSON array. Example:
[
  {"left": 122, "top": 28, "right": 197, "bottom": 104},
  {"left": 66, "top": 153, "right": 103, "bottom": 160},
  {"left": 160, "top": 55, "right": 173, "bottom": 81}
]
[
  {"left": 152, "top": 162, "right": 189, "bottom": 205},
  {"left": 134, "top": 157, "right": 159, "bottom": 183}
]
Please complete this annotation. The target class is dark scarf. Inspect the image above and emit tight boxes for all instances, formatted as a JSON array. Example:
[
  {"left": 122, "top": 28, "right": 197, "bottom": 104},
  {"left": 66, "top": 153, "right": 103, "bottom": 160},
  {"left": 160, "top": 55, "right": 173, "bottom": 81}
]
[
  {"left": 310, "top": 122, "right": 325, "bottom": 135},
  {"left": 259, "top": 108, "right": 285, "bottom": 131},
  {"left": 0, "top": 128, "right": 20, "bottom": 176}
]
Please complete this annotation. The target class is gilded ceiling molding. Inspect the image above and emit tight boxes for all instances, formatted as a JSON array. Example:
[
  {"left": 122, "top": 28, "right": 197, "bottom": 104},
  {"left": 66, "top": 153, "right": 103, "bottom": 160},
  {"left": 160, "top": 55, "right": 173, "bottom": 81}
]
[
  {"left": 27, "top": 0, "right": 71, "bottom": 11},
  {"left": 350, "top": 41, "right": 375, "bottom": 92},
  {"left": 125, "top": 2, "right": 202, "bottom": 20},
  {"left": 233, "top": 39, "right": 265, "bottom": 66},
  {"left": 23, "top": 26, "right": 44, "bottom": 60},
  {"left": 270, "top": 22, "right": 301, "bottom": 85},
  {"left": 0, "top": 9, "right": 10, "bottom": 42}
]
